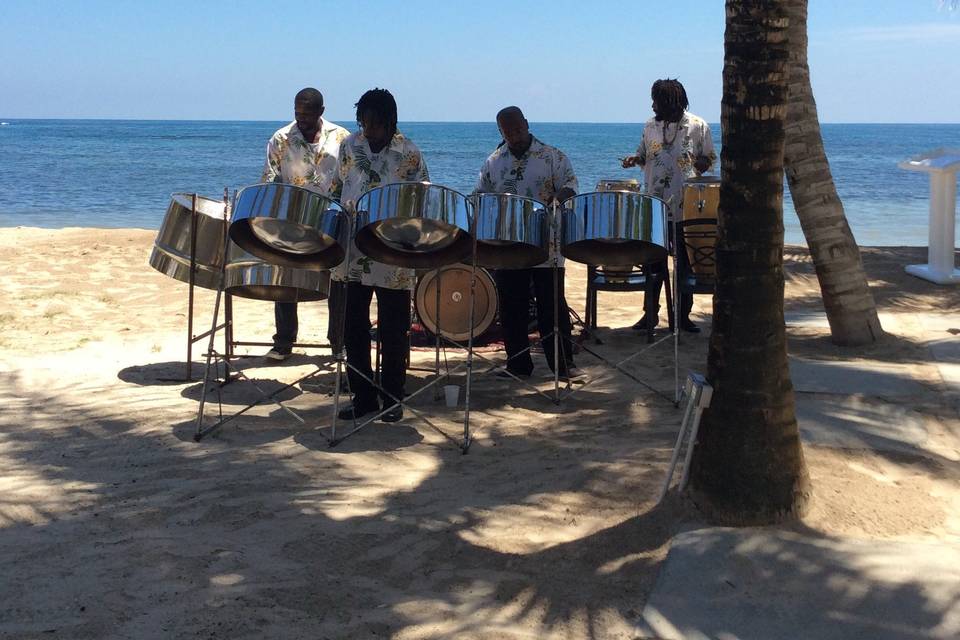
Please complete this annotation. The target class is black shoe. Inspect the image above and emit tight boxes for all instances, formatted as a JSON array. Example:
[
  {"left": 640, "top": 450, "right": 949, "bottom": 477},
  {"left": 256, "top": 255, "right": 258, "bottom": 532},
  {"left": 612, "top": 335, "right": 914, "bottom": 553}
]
[
  {"left": 680, "top": 317, "right": 702, "bottom": 333},
  {"left": 381, "top": 405, "right": 403, "bottom": 423},
  {"left": 337, "top": 401, "right": 379, "bottom": 421},
  {"left": 631, "top": 314, "right": 660, "bottom": 331}
]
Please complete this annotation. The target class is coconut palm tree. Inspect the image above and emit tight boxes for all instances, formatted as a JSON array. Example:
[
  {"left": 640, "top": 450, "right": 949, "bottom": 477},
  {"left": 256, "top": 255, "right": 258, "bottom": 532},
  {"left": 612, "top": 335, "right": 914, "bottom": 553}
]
[
  {"left": 784, "top": 0, "right": 884, "bottom": 346},
  {"left": 687, "top": 0, "right": 812, "bottom": 525}
]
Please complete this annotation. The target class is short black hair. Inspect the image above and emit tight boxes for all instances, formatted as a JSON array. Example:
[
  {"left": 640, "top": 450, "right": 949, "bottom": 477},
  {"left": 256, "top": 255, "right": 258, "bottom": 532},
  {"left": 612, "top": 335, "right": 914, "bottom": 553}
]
[
  {"left": 651, "top": 79, "right": 688, "bottom": 122},
  {"left": 295, "top": 87, "right": 323, "bottom": 111},
  {"left": 496, "top": 105, "right": 525, "bottom": 123},
  {"left": 355, "top": 88, "right": 398, "bottom": 140}
]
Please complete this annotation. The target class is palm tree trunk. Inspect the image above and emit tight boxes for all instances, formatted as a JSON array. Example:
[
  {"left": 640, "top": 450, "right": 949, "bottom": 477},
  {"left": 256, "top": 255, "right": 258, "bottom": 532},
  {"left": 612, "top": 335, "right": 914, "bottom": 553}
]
[
  {"left": 784, "top": 0, "right": 884, "bottom": 346},
  {"left": 688, "top": 0, "right": 811, "bottom": 525}
]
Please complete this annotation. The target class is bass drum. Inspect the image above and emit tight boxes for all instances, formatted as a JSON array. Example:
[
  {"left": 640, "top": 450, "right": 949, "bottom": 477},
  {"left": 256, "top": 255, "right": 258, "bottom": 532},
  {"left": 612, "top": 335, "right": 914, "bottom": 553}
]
[{"left": 414, "top": 265, "right": 498, "bottom": 343}]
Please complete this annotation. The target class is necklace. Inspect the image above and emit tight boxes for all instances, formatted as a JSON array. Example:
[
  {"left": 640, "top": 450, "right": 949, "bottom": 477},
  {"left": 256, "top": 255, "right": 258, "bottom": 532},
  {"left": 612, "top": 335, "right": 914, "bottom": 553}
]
[{"left": 661, "top": 120, "right": 680, "bottom": 147}]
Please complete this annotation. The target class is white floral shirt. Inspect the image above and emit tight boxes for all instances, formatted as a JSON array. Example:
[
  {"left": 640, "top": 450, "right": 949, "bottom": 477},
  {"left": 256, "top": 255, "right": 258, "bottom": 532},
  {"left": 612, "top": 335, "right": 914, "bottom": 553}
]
[
  {"left": 475, "top": 136, "right": 578, "bottom": 267},
  {"left": 635, "top": 111, "right": 716, "bottom": 218},
  {"left": 333, "top": 131, "right": 430, "bottom": 290},
  {"left": 261, "top": 119, "right": 350, "bottom": 197}
]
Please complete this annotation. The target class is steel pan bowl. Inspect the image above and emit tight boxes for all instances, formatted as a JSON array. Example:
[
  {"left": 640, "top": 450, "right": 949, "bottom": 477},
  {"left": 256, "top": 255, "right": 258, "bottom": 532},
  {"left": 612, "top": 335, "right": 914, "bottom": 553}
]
[
  {"left": 149, "top": 193, "right": 228, "bottom": 290},
  {"left": 561, "top": 191, "right": 668, "bottom": 265},
  {"left": 472, "top": 193, "right": 549, "bottom": 269},
  {"left": 223, "top": 242, "right": 330, "bottom": 302},
  {"left": 229, "top": 183, "right": 346, "bottom": 270},
  {"left": 596, "top": 178, "right": 642, "bottom": 192},
  {"left": 414, "top": 265, "right": 498, "bottom": 342},
  {"left": 355, "top": 182, "right": 472, "bottom": 269}
]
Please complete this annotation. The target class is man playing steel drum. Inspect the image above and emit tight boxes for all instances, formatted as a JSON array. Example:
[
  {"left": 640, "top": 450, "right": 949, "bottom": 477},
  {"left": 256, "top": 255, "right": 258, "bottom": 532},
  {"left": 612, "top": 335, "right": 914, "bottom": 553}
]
[
  {"left": 334, "top": 88, "right": 429, "bottom": 422},
  {"left": 260, "top": 87, "right": 350, "bottom": 360},
  {"left": 621, "top": 78, "right": 716, "bottom": 334},
  {"left": 475, "top": 106, "right": 578, "bottom": 380}
]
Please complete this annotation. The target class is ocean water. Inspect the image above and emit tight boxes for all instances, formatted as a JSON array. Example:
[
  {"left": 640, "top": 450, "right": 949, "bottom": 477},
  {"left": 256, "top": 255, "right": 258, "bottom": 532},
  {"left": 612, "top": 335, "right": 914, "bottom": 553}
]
[{"left": 1, "top": 119, "right": 958, "bottom": 246}]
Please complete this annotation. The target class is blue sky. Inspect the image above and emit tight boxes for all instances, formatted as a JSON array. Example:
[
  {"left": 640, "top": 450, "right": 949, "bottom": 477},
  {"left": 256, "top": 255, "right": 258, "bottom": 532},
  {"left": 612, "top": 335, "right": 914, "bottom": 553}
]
[{"left": 1, "top": 0, "right": 957, "bottom": 123}]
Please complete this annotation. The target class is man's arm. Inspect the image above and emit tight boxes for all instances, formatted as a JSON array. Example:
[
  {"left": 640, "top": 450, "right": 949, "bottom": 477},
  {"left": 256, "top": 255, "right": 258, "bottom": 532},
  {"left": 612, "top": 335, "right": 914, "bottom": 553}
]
[{"left": 261, "top": 135, "right": 282, "bottom": 182}]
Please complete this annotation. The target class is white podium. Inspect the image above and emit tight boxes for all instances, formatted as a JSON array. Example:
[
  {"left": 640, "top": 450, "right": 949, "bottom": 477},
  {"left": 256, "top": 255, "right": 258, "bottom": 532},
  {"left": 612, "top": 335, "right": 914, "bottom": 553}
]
[{"left": 898, "top": 148, "right": 960, "bottom": 285}]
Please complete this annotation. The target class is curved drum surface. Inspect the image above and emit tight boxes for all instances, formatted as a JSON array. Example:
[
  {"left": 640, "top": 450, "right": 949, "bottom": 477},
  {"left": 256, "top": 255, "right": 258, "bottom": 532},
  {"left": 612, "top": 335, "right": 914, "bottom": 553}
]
[
  {"left": 229, "top": 183, "right": 346, "bottom": 270},
  {"left": 149, "top": 193, "right": 228, "bottom": 290},
  {"left": 473, "top": 193, "right": 549, "bottom": 268},
  {"left": 682, "top": 177, "right": 720, "bottom": 220},
  {"left": 223, "top": 242, "right": 330, "bottom": 302},
  {"left": 561, "top": 191, "right": 668, "bottom": 265},
  {"left": 414, "top": 265, "right": 498, "bottom": 343},
  {"left": 355, "top": 182, "right": 472, "bottom": 269}
]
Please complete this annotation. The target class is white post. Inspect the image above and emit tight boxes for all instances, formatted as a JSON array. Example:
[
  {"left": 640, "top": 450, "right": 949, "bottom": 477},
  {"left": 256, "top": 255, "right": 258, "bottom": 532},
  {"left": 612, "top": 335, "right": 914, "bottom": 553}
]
[{"left": 899, "top": 148, "right": 960, "bottom": 285}]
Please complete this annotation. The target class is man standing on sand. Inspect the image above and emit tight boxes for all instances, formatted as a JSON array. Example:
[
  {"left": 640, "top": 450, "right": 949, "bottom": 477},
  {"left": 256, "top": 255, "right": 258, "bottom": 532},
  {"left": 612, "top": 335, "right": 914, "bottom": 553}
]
[
  {"left": 622, "top": 78, "right": 716, "bottom": 333},
  {"left": 261, "top": 87, "right": 350, "bottom": 360},
  {"left": 475, "top": 106, "right": 578, "bottom": 380}
]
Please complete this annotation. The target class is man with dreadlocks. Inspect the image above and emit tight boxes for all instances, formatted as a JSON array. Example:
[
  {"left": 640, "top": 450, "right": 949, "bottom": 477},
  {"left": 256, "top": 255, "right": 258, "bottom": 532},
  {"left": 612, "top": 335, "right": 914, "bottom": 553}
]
[
  {"left": 622, "top": 78, "right": 716, "bottom": 333},
  {"left": 333, "top": 88, "right": 429, "bottom": 422}
]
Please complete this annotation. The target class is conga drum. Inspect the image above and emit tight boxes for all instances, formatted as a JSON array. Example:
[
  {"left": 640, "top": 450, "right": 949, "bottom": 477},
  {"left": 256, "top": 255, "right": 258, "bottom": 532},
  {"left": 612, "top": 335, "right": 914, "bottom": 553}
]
[
  {"left": 354, "top": 182, "right": 473, "bottom": 269},
  {"left": 472, "top": 193, "right": 549, "bottom": 269},
  {"left": 681, "top": 175, "right": 720, "bottom": 220},
  {"left": 560, "top": 191, "right": 669, "bottom": 265},
  {"left": 149, "top": 193, "right": 228, "bottom": 290},
  {"left": 414, "top": 265, "right": 498, "bottom": 342},
  {"left": 228, "top": 182, "right": 347, "bottom": 270}
]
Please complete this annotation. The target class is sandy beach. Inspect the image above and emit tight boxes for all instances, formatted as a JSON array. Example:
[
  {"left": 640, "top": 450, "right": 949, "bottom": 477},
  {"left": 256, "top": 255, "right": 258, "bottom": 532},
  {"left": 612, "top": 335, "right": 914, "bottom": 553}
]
[{"left": 1, "top": 227, "right": 958, "bottom": 639}]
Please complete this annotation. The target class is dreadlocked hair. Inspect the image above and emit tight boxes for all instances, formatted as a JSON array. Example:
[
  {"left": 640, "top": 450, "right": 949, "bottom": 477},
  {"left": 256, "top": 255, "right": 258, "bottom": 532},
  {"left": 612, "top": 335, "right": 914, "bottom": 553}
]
[
  {"left": 355, "top": 88, "right": 398, "bottom": 140},
  {"left": 651, "top": 79, "right": 688, "bottom": 122}
]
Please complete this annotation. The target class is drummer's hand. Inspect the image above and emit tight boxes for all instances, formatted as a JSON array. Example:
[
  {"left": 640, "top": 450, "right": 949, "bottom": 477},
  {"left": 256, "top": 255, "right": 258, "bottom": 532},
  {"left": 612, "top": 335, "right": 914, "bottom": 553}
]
[
  {"left": 694, "top": 156, "right": 711, "bottom": 174},
  {"left": 621, "top": 155, "right": 642, "bottom": 169}
]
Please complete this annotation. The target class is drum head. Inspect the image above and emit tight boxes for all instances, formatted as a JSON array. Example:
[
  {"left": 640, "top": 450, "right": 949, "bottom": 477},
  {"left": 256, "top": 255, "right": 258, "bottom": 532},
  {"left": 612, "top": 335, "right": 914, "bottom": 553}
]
[{"left": 414, "top": 265, "right": 498, "bottom": 343}]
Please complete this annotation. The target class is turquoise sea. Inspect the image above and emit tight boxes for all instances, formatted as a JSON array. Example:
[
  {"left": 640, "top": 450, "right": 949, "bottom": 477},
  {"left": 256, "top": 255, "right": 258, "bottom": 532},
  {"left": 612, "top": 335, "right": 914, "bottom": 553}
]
[{"left": 1, "top": 119, "right": 958, "bottom": 246}]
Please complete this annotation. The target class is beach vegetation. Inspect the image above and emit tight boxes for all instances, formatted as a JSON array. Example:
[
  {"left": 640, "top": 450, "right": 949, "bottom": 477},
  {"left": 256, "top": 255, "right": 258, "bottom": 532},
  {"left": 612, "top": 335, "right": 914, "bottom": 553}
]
[
  {"left": 688, "top": 0, "right": 812, "bottom": 525},
  {"left": 784, "top": 0, "right": 884, "bottom": 346}
]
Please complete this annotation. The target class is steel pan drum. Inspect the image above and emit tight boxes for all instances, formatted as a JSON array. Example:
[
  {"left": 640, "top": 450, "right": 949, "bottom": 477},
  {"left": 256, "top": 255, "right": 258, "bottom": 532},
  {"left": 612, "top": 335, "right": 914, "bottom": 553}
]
[
  {"left": 472, "top": 193, "right": 549, "bottom": 269},
  {"left": 414, "top": 265, "right": 498, "bottom": 342},
  {"left": 223, "top": 241, "right": 330, "bottom": 302},
  {"left": 355, "top": 182, "right": 472, "bottom": 269},
  {"left": 561, "top": 191, "right": 668, "bottom": 265},
  {"left": 149, "top": 193, "right": 228, "bottom": 290},
  {"left": 596, "top": 178, "right": 641, "bottom": 192},
  {"left": 229, "top": 183, "right": 346, "bottom": 270}
]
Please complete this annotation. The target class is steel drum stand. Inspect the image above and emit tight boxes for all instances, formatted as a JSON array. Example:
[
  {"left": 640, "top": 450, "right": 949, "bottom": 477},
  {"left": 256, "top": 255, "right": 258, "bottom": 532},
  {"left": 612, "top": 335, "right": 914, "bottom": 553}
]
[
  {"left": 319, "top": 214, "right": 473, "bottom": 452},
  {"left": 550, "top": 206, "right": 681, "bottom": 407},
  {"left": 191, "top": 191, "right": 339, "bottom": 441},
  {"left": 158, "top": 190, "right": 235, "bottom": 382}
]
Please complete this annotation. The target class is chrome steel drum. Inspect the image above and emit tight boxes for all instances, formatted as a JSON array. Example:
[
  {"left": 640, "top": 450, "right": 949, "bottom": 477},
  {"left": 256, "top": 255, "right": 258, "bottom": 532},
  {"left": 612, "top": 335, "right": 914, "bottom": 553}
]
[
  {"left": 596, "top": 178, "right": 641, "bottom": 192},
  {"left": 355, "top": 182, "right": 472, "bottom": 269},
  {"left": 223, "top": 241, "right": 330, "bottom": 302},
  {"left": 414, "top": 265, "right": 498, "bottom": 343},
  {"left": 472, "top": 193, "right": 549, "bottom": 269},
  {"left": 561, "top": 191, "right": 668, "bottom": 265},
  {"left": 149, "top": 193, "right": 228, "bottom": 290},
  {"left": 229, "top": 183, "right": 346, "bottom": 270}
]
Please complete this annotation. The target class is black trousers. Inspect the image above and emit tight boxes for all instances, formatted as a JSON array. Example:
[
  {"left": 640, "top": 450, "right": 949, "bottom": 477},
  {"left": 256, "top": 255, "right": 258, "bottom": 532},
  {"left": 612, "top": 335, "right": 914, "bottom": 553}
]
[
  {"left": 643, "top": 261, "right": 693, "bottom": 318},
  {"left": 494, "top": 267, "right": 574, "bottom": 376},
  {"left": 272, "top": 302, "right": 297, "bottom": 352},
  {"left": 343, "top": 282, "right": 411, "bottom": 408}
]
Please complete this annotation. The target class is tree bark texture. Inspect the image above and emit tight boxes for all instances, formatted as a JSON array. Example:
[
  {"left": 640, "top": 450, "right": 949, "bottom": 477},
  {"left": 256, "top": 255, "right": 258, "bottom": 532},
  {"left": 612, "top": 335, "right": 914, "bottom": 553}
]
[
  {"left": 784, "top": 0, "right": 884, "bottom": 346},
  {"left": 688, "top": 0, "right": 812, "bottom": 525}
]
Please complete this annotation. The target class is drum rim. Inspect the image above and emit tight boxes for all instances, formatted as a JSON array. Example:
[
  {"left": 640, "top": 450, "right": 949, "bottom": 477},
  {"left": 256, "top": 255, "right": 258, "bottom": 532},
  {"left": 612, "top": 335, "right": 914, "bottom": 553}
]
[
  {"left": 471, "top": 191, "right": 547, "bottom": 209},
  {"left": 562, "top": 190, "right": 669, "bottom": 207},
  {"left": 168, "top": 192, "right": 229, "bottom": 217},
  {"left": 357, "top": 180, "right": 471, "bottom": 205},
  {"left": 414, "top": 265, "right": 498, "bottom": 342},
  {"left": 235, "top": 182, "right": 343, "bottom": 208}
]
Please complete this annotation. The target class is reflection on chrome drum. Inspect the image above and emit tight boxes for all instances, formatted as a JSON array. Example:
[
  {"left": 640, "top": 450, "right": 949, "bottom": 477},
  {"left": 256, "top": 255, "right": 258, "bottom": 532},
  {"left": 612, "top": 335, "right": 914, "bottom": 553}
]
[
  {"left": 223, "top": 241, "right": 330, "bottom": 302},
  {"left": 561, "top": 191, "right": 669, "bottom": 265},
  {"left": 472, "top": 193, "right": 549, "bottom": 269},
  {"left": 355, "top": 182, "right": 472, "bottom": 269},
  {"left": 149, "top": 193, "right": 228, "bottom": 290},
  {"left": 228, "top": 182, "right": 346, "bottom": 270}
]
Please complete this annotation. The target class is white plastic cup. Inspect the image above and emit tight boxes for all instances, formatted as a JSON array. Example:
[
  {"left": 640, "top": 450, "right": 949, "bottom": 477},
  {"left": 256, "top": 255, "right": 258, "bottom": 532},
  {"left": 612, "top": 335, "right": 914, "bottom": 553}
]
[{"left": 443, "top": 384, "right": 460, "bottom": 408}]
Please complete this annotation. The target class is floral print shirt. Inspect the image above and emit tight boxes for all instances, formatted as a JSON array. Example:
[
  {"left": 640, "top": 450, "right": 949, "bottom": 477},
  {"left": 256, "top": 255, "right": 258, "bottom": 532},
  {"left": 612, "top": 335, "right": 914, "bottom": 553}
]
[
  {"left": 261, "top": 119, "right": 350, "bottom": 197},
  {"left": 635, "top": 111, "right": 716, "bottom": 218},
  {"left": 475, "top": 136, "right": 578, "bottom": 267},
  {"left": 333, "top": 131, "right": 430, "bottom": 290}
]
